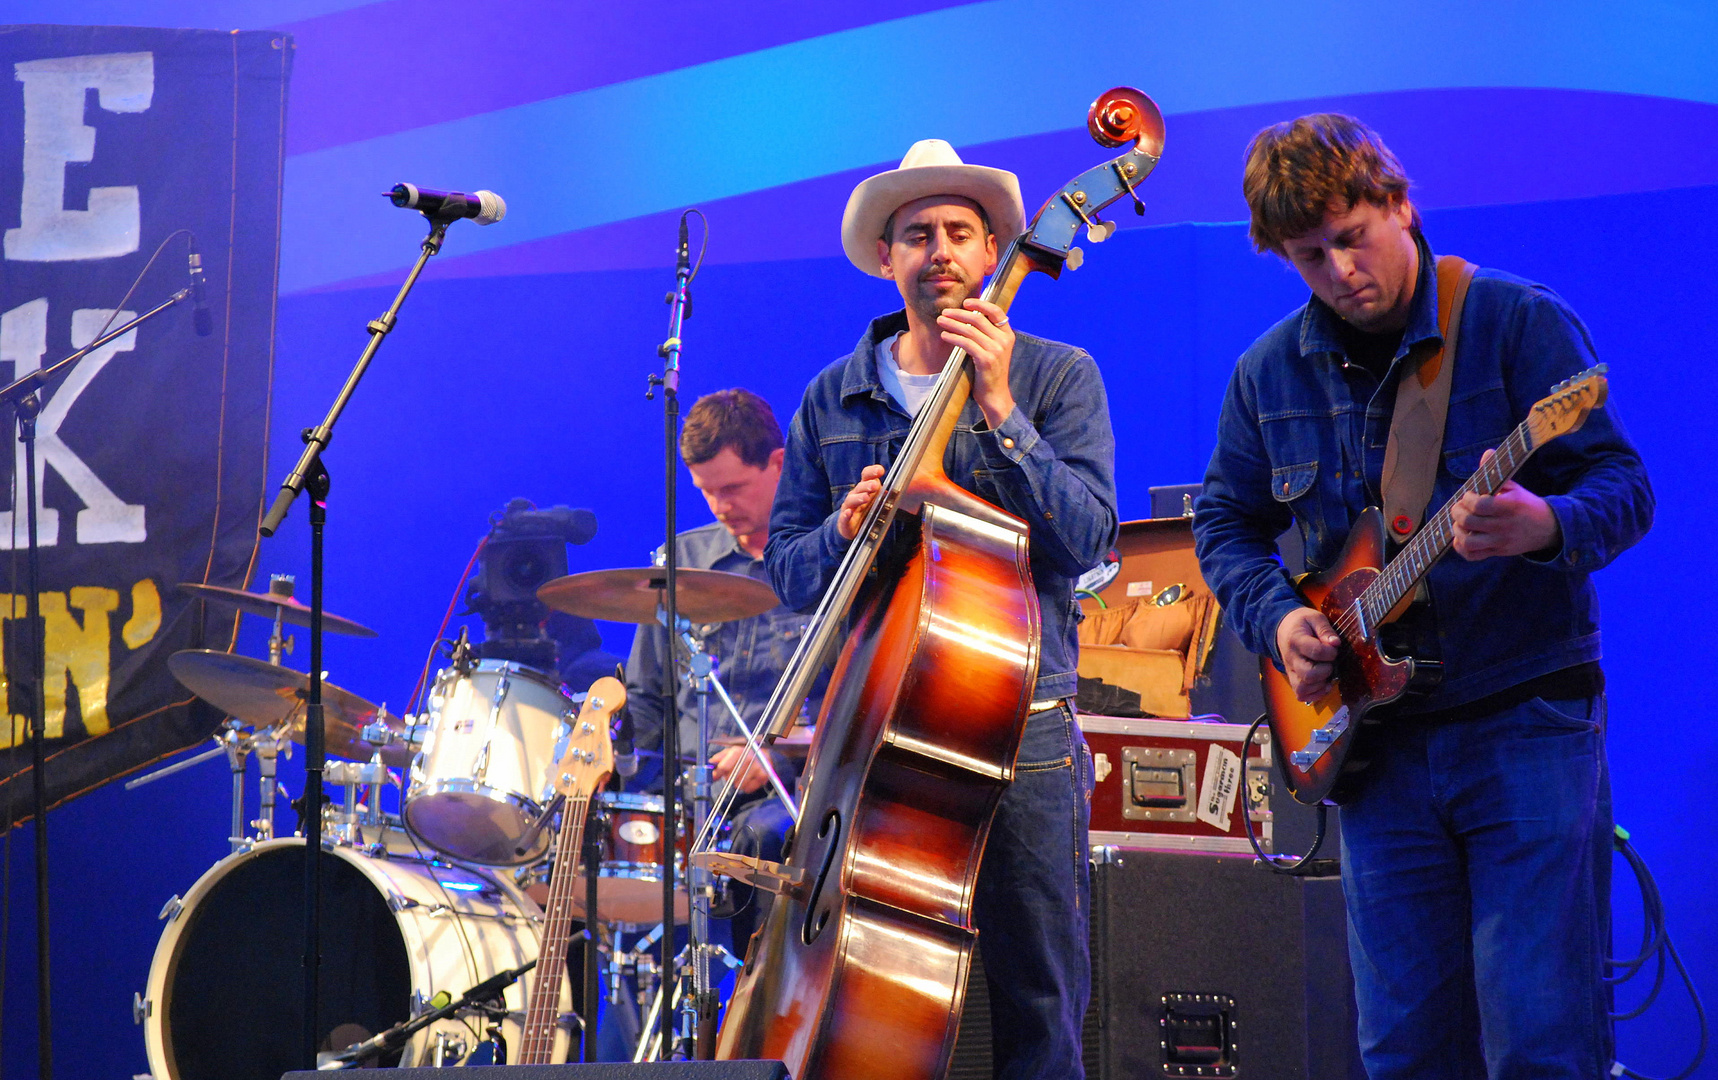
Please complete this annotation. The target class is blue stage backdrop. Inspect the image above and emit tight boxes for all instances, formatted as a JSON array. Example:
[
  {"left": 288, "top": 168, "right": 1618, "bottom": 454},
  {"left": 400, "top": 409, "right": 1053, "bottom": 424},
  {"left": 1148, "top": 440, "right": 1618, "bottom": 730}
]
[
  {"left": 0, "top": 26, "right": 289, "bottom": 821},
  {"left": 2, "top": 4, "right": 1715, "bottom": 1079}
]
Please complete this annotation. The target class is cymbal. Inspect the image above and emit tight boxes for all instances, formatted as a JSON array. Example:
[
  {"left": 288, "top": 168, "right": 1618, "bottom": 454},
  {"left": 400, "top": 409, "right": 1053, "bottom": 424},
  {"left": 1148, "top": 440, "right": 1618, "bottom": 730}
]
[
  {"left": 167, "top": 650, "right": 412, "bottom": 767},
  {"left": 179, "top": 582, "right": 377, "bottom": 638},
  {"left": 537, "top": 567, "right": 778, "bottom": 625}
]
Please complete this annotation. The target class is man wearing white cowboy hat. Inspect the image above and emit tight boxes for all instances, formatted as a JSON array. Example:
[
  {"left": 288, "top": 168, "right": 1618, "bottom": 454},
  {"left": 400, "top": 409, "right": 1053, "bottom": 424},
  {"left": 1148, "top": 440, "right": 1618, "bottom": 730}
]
[{"left": 766, "top": 138, "right": 1119, "bottom": 1077}]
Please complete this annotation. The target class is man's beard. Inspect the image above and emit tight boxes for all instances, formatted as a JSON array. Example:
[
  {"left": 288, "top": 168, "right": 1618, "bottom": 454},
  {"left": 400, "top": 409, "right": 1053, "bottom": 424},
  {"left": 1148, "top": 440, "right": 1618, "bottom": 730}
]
[{"left": 907, "top": 265, "right": 973, "bottom": 322}]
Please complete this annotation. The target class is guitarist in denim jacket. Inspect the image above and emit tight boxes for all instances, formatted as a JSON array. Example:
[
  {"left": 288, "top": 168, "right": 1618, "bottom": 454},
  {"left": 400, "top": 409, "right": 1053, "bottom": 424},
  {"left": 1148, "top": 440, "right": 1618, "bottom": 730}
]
[{"left": 1193, "top": 114, "right": 1652, "bottom": 1080}]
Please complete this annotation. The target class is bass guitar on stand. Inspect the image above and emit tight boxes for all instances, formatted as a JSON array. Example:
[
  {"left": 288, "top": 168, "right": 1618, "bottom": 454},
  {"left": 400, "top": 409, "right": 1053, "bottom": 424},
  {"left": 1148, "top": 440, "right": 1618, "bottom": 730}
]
[
  {"left": 1262, "top": 366, "right": 1609, "bottom": 805},
  {"left": 517, "top": 676, "right": 624, "bottom": 1064}
]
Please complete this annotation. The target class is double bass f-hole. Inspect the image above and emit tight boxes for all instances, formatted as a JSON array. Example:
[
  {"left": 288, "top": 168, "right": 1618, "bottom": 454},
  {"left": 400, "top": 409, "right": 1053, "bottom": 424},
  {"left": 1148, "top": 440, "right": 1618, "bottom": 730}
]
[{"left": 799, "top": 809, "right": 842, "bottom": 946}]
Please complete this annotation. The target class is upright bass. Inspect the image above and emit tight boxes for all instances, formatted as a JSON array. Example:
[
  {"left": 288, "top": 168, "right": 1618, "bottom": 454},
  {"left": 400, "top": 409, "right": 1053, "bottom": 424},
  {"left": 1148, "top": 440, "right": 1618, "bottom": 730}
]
[{"left": 710, "top": 89, "right": 1165, "bottom": 1079}]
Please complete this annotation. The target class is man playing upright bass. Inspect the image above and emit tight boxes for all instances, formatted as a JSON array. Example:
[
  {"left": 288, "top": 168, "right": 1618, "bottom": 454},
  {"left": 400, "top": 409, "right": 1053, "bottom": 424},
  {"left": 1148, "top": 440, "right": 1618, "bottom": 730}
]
[
  {"left": 1193, "top": 114, "right": 1652, "bottom": 1079},
  {"left": 765, "top": 139, "right": 1119, "bottom": 1078}
]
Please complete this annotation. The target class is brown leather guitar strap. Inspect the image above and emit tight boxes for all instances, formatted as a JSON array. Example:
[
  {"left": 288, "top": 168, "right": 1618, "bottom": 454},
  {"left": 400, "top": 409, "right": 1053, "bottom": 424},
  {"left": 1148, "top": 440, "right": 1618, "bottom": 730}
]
[{"left": 1380, "top": 253, "right": 1477, "bottom": 541}]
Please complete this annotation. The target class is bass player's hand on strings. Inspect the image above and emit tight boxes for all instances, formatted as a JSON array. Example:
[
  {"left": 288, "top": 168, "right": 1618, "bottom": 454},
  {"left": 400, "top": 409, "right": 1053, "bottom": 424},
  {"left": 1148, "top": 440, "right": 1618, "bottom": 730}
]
[
  {"left": 1276, "top": 607, "right": 1343, "bottom": 702},
  {"left": 836, "top": 464, "right": 887, "bottom": 541},
  {"left": 1451, "top": 449, "right": 1563, "bottom": 560},
  {"left": 937, "top": 297, "right": 1017, "bottom": 429}
]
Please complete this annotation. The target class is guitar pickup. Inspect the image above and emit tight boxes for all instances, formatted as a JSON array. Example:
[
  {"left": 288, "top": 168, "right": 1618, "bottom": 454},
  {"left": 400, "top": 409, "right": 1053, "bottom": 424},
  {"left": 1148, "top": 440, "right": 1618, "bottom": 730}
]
[
  {"left": 1290, "top": 706, "right": 1350, "bottom": 768},
  {"left": 690, "top": 851, "right": 808, "bottom": 897}
]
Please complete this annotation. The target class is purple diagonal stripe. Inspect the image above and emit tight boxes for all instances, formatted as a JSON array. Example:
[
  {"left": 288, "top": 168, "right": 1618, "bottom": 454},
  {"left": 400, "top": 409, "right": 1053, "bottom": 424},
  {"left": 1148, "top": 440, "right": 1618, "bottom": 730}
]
[
  {"left": 278, "top": 0, "right": 975, "bottom": 155},
  {"left": 306, "top": 87, "right": 1718, "bottom": 291}
]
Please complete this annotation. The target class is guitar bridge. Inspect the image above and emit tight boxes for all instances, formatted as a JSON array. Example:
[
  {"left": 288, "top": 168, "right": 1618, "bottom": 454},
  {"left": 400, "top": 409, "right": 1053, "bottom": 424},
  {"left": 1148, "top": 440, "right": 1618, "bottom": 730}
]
[
  {"left": 690, "top": 851, "right": 808, "bottom": 897},
  {"left": 1289, "top": 705, "right": 1351, "bottom": 769}
]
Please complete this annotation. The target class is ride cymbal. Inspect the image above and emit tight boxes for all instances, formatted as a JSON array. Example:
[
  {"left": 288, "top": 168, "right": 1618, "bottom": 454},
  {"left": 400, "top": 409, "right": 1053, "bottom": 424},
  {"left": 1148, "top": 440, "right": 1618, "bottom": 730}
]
[{"left": 537, "top": 567, "right": 778, "bottom": 624}]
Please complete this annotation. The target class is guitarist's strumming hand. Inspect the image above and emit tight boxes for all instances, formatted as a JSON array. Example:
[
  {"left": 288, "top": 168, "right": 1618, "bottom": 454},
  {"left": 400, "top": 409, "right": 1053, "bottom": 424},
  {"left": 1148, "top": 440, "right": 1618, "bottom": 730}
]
[
  {"left": 1451, "top": 449, "right": 1562, "bottom": 560},
  {"left": 1276, "top": 607, "right": 1344, "bottom": 702}
]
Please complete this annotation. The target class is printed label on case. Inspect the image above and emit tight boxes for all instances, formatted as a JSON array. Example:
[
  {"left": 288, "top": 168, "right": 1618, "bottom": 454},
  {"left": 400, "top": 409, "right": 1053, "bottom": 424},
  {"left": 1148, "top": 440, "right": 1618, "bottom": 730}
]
[{"left": 1196, "top": 744, "right": 1242, "bottom": 831}]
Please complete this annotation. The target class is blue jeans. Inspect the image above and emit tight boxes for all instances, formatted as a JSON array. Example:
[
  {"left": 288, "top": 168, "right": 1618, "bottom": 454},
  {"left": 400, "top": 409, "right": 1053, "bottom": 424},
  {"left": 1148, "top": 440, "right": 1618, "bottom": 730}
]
[
  {"left": 972, "top": 704, "right": 1094, "bottom": 1079},
  {"left": 1339, "top": 696, "right": 1613, "bottom": 1079}
]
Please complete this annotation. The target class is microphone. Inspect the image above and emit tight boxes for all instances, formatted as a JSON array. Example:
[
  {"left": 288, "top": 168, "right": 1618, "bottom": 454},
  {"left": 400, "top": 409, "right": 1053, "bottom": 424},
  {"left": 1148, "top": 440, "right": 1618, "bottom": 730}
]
[
  {"left": 385, "top": 183, "right": 506, "bottom": 225},
  {"left": 676, "top": 211, "right": 693, "bottom": 320},
  {"left": 188, "top": 241, "right": 211, "bottom": 336}
]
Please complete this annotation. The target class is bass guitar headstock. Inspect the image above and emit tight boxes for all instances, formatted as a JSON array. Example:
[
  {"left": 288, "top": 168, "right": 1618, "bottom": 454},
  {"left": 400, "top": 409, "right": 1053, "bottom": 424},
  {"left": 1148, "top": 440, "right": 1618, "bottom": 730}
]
[
  {"left": 551, "top": 676, "right": 624, "bottom": 799},
  {"left": 1012, "top": 87, "right": 1165, "bottom": 280},
  {"left": 1526, "top": 364, "right": 1609, "bottom": 448}
]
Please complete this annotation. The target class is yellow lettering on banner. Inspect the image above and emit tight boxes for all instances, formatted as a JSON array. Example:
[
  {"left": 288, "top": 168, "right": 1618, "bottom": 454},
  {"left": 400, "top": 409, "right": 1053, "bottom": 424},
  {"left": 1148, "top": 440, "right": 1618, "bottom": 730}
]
[
  {"left": 122, "top": 578, "right": 160, "bottom": 648},
  {"left": 43, "top": 587, "right": 119, "bottom": 738},
  {"left": 0, "top": 579, "right": 160, "bottom": 748}
]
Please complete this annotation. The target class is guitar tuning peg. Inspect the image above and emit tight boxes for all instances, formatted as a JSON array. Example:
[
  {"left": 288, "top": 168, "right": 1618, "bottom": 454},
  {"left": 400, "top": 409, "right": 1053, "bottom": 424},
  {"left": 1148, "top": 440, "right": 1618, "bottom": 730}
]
[
  {"left": 1065, "top": 246, "right": 1085, "bottom": 271},
  {"left": 1086, "top": 219, "right": 1115, "bottom": 243}
]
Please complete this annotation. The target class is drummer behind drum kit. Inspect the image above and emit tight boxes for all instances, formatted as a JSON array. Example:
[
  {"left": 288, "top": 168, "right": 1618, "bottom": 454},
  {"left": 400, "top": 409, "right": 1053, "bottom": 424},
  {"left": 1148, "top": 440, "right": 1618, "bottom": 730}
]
[{"left": 133, "top": 557, "right": 781, "bottom": 1078}]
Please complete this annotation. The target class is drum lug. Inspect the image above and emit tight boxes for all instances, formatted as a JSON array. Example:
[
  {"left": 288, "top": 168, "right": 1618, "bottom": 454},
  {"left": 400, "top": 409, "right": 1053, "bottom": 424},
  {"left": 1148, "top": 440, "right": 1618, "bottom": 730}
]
[
  {"left": 158, "top": 894, "right": 183, "bottom": 922},
  {"left": 132, "top": 991, "right": 151, "bottom": 1024}
]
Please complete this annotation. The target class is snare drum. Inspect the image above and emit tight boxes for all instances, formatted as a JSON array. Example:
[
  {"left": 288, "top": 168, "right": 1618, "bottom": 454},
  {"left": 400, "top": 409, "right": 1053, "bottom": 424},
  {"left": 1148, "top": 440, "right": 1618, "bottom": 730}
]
[
  {"left": 405, "top": 660, "right": 573, "bottom": 865},
  {"left": 140, "top": 838, "right": 567, "bottom": 1080},
  {"left": 523, "top": 792, "right": 691, "bottom": 925}
]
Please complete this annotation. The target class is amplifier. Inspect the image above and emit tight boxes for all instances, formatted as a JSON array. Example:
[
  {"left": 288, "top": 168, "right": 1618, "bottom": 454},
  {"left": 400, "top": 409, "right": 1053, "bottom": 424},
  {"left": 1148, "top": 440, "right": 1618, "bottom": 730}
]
[{"left": 953, "top": 849, "right": 1363, "bottom": 1080}]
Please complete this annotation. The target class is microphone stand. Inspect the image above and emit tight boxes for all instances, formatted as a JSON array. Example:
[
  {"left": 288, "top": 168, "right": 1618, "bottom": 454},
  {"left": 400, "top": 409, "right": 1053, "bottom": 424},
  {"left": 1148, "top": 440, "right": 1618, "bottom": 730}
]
[
  {"left": 0, "top": 283, "right": 193, "bottom": 1080},
  {"left": 317, "top": 959, "right": 538, "bottom": 1068},
  {"left": 258, "top": 214, "right": 455, "bottom": 1070},
  {"left": 645, "top": 212, "right": 693, "bottom": 1059}
]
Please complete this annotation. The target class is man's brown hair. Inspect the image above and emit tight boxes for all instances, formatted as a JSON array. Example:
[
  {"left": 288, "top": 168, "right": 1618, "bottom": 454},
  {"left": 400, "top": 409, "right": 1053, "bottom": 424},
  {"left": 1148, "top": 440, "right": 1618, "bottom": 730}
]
[
  {"left": 680, "top": 388, "right": 784, "bottom": 468},
  {"left": 1243, "top": 113, "right": 1420, "bottom": 254}
]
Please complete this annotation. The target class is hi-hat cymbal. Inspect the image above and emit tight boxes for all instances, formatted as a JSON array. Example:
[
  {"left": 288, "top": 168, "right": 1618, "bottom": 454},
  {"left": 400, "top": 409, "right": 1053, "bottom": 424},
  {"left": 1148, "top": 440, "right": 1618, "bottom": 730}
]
[
  {"left": 537, "top": 567, "right": 778, "bottom": 624},
  {"left": 179, "top": 582, "right": 377, "bottom": 638},
  {"left": 167, "top": 650, "right": 412, "bottom": 767}
]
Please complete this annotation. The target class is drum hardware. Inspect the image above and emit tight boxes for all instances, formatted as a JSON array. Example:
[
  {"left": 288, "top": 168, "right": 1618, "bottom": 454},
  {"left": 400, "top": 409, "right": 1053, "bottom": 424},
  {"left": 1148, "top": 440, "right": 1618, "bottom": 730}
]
[{"left": 124, "top": 716, "right": 294, "bottom": 853}]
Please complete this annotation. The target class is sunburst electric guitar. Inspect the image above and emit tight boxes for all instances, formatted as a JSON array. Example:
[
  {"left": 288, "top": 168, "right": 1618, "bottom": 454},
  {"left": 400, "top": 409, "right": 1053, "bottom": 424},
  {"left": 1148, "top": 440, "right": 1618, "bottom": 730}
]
[
  {"left": 1262, "top": 366, "right": 1609, "bottom": 805},
  {"left": 516, "top": 676, "right": 623, "bottom": 1064}
]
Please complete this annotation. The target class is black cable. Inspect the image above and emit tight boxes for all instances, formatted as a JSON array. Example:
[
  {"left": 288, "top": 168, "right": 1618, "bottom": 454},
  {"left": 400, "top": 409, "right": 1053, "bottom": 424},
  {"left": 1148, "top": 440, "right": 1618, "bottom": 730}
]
[
  {"left": 682, "top": 208, "right": 709, "bottom": 285},
  {"left": 1240, "top": 713, "right": 1334, "bottom": 875},
  {"left": 1608, "top": 826, "right": 1707, "bottom": 1080}
]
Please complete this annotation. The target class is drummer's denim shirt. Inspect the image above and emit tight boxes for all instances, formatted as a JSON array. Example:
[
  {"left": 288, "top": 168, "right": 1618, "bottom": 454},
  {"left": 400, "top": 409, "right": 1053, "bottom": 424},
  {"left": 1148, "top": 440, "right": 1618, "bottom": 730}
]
[
  {"left": 624, "top": 521, "right": 826, "bottom": 778},
  {"left": 1193, "top": 235, "right": 1653, "bottom": 713},
  {"left": 766, "top": 310, "right": 1120, "bottom": 703}
]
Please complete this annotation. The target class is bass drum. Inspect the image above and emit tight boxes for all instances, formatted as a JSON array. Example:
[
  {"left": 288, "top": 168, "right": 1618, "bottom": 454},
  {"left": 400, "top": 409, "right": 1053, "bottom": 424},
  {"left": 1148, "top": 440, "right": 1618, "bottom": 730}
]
[{"left": 140, "top": 838, "right": 567, "bottom": 1080}]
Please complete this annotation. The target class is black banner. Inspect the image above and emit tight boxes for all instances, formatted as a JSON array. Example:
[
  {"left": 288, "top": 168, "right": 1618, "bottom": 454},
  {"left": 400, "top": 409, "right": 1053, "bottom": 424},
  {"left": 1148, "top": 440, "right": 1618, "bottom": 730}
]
[{"left": 0, "top": 26, "right": 291, "bottom": 822}]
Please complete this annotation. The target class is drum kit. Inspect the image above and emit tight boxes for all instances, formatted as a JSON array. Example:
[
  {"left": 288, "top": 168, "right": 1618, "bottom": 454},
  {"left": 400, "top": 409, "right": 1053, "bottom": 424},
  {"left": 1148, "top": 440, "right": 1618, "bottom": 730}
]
[{"left": 132, "top": 563, "right": 784, "bottom": 1079}]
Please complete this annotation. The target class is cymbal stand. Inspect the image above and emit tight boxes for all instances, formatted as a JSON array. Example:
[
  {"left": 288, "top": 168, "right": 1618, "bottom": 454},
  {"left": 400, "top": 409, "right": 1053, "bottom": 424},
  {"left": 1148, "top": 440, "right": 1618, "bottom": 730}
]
[
  {"left": 252, "top": 726, "right": 288, "bottom": 841},
  {"left": 220, "top": 721, "right": 251, "bottom": 852}
]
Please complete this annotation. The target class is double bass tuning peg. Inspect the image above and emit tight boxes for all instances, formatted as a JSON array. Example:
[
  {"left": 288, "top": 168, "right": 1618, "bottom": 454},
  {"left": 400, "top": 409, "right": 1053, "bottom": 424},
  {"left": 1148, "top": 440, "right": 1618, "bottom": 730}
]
[{"left": 1087, "top": 219, "right": 1116, "bottom": 243}]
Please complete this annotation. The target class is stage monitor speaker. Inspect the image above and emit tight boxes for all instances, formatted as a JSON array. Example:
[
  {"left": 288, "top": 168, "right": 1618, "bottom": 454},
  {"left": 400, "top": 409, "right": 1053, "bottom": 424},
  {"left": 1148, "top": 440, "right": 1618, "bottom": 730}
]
[
  {"left": 283, "top": 1063, "right": 788, "bottom": 1079},
  {"left": 951, "top": 848, "right": 1364, "bottom": 1079}
]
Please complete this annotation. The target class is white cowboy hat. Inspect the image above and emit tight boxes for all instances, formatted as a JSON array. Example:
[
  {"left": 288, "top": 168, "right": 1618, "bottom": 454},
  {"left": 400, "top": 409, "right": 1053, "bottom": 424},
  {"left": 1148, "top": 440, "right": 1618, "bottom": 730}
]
[{"left": 840, "top": 139, "right": 1026, "bottom": 278}]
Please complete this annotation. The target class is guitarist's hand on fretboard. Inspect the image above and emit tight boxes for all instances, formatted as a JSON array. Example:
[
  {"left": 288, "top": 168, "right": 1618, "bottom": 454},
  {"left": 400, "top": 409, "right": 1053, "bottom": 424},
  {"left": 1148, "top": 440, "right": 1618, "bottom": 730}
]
[
  {"left": 1451, "top": 448, "right": 1564, "bottom": 561},
  {"left": 1276, "top": 607, "right": 1344, "bottom": 703}
]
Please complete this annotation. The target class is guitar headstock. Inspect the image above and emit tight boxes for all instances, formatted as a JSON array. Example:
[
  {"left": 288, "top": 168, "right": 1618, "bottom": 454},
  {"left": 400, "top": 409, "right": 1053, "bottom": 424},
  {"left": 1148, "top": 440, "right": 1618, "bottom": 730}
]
[
  {"left": 1526, "top": 364, "right": 1609, "bottom": 447},
  {"left": 551, "top": 676, "right": 623, "bottom": 799},
  {"left": 1011, "top": 87, "right": 1165, "bottom": 279}
]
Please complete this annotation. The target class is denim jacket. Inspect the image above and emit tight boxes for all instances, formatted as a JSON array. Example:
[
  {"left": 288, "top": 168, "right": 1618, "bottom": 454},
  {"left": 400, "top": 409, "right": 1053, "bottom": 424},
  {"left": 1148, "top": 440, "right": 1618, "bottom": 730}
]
[
  {"left": 766, "top": 310, "right": 1119, "bottom": 702},
  {"left": 1194, "top": 234, "right": 1653, "bottom": 714},
  {"left": 625, "top": 521, "right": 825, "bottom": 781}
]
